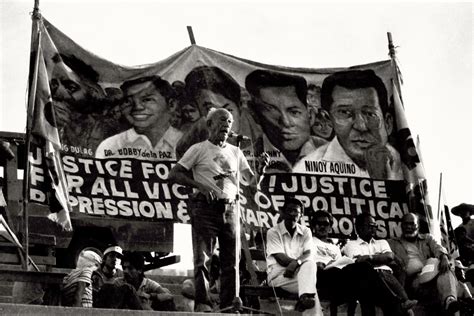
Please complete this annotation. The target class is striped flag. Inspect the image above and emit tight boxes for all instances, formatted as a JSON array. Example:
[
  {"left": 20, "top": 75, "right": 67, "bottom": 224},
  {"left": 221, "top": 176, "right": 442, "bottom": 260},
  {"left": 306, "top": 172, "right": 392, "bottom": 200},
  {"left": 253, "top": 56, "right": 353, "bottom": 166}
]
[
  {"left": 392, "top": 76, "right": 437, "bottom": 238},
  {"left": 28, "top": 19, "right": 72, "bottom": 231}
]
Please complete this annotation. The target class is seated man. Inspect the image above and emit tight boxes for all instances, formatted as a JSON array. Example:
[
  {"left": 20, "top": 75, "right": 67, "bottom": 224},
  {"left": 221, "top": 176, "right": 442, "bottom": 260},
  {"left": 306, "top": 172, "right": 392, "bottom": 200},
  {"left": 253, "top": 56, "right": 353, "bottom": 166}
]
[
  {"left": 452, "top": 203, "right": 474, "bottom": 284},
  {"left": 62, "top": 249, "right": 102, "bottom": 307},
  {"left": 266, "top": 197, "right": 321, "bottom": 314},
  {"left": 313, "top": 211, "right": 415, "bottom": 316},
  {"left": 117, "top": 252, "right": 175, "bottom": 311},
  {"left": 97, "top": 252, "right": 175, "bottom": 311},
  {"left": 388, "top": 213, "right": 459, "bottom": 315},
  {"left": 91, "top": 245, "right": 124, "bottom": 307}
]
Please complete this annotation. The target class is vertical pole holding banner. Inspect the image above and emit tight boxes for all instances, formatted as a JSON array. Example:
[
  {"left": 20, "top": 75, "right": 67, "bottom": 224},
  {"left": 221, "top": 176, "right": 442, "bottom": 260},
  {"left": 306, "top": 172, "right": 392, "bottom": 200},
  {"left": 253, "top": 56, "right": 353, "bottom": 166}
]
[
  {"left": 387, "top": 32, "right": 396, "bottom": 59},
  {"left": 21, "top": 0, "right": 41, "bottom": 270},
  {"left": 437, "top": 173, "right": 443, "bottom": 220},
  {"left": 187, "top": 26, "right": 196, "bottom": 45},
  {"left": 387, "top": 32, "right": 403, "bottom": 98},
  {"left": 388, "top": 33, "right": 437, "bottom": 237}
]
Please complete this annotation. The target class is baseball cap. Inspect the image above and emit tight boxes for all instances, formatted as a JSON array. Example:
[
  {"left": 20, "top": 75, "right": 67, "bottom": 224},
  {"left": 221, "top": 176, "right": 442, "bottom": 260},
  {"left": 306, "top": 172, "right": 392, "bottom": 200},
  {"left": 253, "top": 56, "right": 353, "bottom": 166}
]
[{"left": 103, "top": 245, "right": 123, "bottom": 258}]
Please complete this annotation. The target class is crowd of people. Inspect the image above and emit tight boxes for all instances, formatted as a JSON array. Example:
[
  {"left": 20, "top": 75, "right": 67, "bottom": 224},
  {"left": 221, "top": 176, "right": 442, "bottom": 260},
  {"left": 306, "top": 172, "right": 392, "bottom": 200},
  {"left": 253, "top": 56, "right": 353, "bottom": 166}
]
[{"left": 61, "top": 246, "right": 177, "bottom": 311}]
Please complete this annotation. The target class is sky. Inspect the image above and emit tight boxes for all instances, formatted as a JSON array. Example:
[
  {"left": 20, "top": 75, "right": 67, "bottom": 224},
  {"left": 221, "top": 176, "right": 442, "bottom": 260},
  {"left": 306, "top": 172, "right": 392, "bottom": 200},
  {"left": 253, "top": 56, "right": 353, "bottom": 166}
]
[{"left": 1, "top": 0, "right": 472, "bottom": 268}]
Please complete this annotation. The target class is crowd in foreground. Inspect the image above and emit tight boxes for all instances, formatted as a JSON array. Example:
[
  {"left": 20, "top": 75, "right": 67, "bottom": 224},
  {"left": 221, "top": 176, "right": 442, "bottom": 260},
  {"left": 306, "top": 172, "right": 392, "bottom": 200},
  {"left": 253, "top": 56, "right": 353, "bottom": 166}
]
[{"left": 56, "top": 200, "right": 473, "bottom": 315}]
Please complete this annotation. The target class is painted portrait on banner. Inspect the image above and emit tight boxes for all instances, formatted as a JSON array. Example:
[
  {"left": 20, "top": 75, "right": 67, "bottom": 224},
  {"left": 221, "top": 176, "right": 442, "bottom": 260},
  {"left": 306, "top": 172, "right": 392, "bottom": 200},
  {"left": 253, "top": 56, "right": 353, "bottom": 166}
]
[{"left": 29, "top": 17, "right": 426, "bottom": 239}]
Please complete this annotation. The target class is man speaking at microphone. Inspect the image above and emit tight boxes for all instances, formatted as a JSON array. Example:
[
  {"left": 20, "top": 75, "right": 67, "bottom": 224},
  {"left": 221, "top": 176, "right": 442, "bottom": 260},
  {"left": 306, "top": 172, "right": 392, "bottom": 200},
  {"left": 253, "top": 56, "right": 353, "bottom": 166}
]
[{"left": 168, "top": 107, "right": 269, "bottom": 312}]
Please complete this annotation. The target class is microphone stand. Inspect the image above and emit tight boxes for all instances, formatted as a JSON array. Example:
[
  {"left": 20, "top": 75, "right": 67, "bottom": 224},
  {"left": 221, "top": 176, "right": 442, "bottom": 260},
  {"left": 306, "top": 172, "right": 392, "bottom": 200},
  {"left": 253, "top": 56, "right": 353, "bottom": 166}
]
[{"left": 219, "top": 135, "right": 269, "bottom": 314}]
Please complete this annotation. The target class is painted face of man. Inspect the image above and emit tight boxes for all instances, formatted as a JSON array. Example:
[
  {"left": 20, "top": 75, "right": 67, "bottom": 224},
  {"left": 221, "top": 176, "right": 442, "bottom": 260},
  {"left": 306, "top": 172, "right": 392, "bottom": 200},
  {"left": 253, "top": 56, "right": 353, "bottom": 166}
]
[
  {"left": 207, "top": 110, "right": 233, "bottom": 143},
  {"left": 329, "top": 86, "right": 391, "bottom": 167},
  {"left": 50, "top": 63, "right": 101, "bottom": 118},
  {"left": 182, "top": 103, "right": 200, "bottom": 123},
  {"left": 195, "top": 89, "right": 240, "bottom": 132},
  {"left": 312, "top": 110, "right": 333, "bottom": 140},
  {"left": 307, "top": 88, "right": 321, "bottom": 109},
  {"left": 122, "top": 81, "right": 168, "bottom": 134},
  {"left": 257, "top": 86, "right": 311, "bottom": 152}
]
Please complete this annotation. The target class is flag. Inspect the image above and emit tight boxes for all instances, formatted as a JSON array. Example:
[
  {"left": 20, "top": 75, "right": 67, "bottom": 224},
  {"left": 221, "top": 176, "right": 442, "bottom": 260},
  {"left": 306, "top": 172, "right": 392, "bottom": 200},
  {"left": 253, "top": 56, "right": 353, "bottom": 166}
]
[
  {"left": 439, "top": 204, "right": 459, "bottom": 259},
  {"left": 391, "top": 69, "right": 437, "bottom": 238},
  {"left": 438, "top": 174, "right": 459, "bottom": 259},
  {"left": 28, "top": 18, "right": 72, "bottom": 231},
  {"left": 0, "top": 215, "right": 23, "bottom": 248}
]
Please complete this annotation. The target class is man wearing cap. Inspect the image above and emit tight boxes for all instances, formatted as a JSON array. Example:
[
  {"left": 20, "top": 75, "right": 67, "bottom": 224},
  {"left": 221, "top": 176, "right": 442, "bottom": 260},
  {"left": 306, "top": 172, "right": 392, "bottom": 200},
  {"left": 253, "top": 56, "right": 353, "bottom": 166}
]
[
  {"left": 388, "top": 213, "right": 459, "bottom": 315},
  {"left": 92, "top": 245, "right": 124, "bottom": 306},
  {"left": 265, "top": 197, "right": 321, "bottom": 314},
  {"left": 452, "top": 203, "right": 474, "bottom": 273}
]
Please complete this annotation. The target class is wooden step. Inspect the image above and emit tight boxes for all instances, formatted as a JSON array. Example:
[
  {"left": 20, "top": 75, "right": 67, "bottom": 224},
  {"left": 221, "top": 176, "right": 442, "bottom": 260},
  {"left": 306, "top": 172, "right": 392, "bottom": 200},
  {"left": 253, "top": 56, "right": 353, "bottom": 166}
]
[
  {"left": 0, "top": 284, "right": 12, "bottom": 296},
  {"left": 0, "top": 296, "right": 12, "bottom": 303}
]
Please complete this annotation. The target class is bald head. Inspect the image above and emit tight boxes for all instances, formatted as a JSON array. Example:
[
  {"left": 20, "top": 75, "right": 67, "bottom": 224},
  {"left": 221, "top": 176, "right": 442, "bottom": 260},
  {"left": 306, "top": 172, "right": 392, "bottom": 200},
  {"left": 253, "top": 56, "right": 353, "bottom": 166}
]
[{"left": 206, "top": 107, "right": 233, "bottom": 123}]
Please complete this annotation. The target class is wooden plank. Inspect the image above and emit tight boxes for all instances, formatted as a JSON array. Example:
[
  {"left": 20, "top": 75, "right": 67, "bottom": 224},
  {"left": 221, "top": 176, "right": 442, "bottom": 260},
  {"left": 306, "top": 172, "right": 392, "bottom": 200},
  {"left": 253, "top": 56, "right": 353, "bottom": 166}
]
[
  {"left": 241, "top": 285, "right": 298, "bottom": 299},
  {"left": 0, "top": 253, "right": 55, "bottom": 266},
  {"left": 143, "top": 255, "right": 180, "bottom": 271},
  {"left": 0, "top": 303, "right": 268, "bottom": 315},
  {"left": 0, "top": 285, "right": 12, "bottom": 296},
  {"left": 0, "top": 269, "right": 66, "bottom": 284}
]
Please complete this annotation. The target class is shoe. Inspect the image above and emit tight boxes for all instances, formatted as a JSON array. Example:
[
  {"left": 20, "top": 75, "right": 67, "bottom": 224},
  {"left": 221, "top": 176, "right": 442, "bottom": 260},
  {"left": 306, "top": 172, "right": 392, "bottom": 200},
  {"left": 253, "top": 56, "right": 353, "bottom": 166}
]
[
  {"left": 295, "top": 293, "right": 316, "bottom": 312},
  {"left": 195, "top": 303, "right": 213, "bottom": 312},
  {"left": 444, "top": 296, "right": 460, "bottom": 315},
  {"left": 401, "top": 299, "right": 417, "bottom": 310}
]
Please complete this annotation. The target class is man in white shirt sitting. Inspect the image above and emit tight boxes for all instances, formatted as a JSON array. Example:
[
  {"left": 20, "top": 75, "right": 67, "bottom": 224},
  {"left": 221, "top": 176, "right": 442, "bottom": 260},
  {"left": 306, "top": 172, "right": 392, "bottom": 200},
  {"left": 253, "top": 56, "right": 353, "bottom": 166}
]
[
  {"left": 343, "top": 212, "right": 417, "bottom": 315},
  {"left": 266, "top": 197, "right": 321, "bottom": 314}
]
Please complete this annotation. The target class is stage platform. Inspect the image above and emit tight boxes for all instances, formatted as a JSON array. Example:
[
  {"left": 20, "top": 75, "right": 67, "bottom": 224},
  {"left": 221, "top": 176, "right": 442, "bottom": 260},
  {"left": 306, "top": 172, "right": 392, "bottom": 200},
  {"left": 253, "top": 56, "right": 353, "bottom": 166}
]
[{"left": 0, "top": 303, "right": 270, "bottom": 315}]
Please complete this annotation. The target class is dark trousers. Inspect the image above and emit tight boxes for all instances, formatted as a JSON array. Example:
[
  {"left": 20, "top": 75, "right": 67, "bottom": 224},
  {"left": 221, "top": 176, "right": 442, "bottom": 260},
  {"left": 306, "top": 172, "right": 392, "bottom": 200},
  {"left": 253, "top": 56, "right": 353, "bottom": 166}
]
[
  {"left": 317, "top": 262, "right": 404, "bottom": 316},
  {"left": 189, "top": 195, "right": 236, "bottom": 309}
]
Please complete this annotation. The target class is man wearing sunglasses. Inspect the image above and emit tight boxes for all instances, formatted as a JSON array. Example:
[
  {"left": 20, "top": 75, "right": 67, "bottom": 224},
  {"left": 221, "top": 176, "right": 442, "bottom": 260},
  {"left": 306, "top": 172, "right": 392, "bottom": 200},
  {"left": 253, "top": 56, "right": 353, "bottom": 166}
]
[
  {"left": 343, "top": 213, "right": 416, "bottom": 315},
  {"left": 312, "top": 210, "right": 415, "bottom": 316},
  {"left": 294, "top": 70, "right": 403, "bottom": 180}
]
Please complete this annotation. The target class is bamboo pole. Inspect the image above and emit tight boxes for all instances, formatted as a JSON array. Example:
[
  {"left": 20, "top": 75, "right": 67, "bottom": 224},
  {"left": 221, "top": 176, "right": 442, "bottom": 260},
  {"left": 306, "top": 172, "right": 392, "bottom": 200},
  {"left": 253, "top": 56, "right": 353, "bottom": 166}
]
[
  {"left": 187, "top": 26, "right": 196, "bottom": 45},
  {"left": 387, "top": 32, "right": 403, "bottom": 100},
  {"left": 21, "top": 0, "right": 41, "bottom": 270},
  {"left": 437, "top": 173, "right": 443, "bottom": 220}
]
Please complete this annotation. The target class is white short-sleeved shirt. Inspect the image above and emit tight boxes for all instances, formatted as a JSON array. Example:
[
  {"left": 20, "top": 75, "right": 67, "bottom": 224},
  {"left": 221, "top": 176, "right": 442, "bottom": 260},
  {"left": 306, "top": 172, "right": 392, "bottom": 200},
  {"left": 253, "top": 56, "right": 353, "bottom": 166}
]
[
  {"left": 342, "top": 237, "right": 393, "bottom": 271},
  {"left": 266, "top": 221, "right": 313, "bottom": 273},
  {"left": 95, "top": 126, "right": 182, "bottom": 160},
  {"left": 313, "top": 237, "right": 342, "bottom": 265},
  {"left": 178, "top": 140, "right": 251, "bottom": 200}
]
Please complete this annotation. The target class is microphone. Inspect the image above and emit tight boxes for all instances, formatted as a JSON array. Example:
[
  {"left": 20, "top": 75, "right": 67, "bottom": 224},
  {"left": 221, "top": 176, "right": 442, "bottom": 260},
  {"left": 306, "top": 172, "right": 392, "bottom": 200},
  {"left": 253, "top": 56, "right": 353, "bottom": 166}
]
[{"left": 228, "top": 131, "right": 250, "bottom": 141}]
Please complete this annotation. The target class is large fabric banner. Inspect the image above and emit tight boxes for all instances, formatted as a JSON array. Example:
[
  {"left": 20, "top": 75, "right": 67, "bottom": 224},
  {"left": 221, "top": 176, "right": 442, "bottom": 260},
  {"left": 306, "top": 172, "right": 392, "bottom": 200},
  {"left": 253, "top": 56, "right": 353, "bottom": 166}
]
[{"left": 29, "top": 17, "right": 430, "bottom": 238}]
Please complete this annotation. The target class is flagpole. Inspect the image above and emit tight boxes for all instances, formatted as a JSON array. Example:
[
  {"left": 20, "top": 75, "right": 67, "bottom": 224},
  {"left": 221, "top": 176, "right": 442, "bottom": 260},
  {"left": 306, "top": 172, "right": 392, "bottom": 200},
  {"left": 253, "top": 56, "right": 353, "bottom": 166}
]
[
  {"left": 437, "top": 173, "right": 443, "bottom": 220},
  {"left": 387, "top": 32, "right": 403, "bottom": 101},
  {"left": 21, "top": 0, "right": 41, "bottom": 270},
  {"left": 388, "top": 33, "right": 437, "bottom": 237},
  {"left": 187, "top": 26, "right": 196, "bottom": 45}
]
